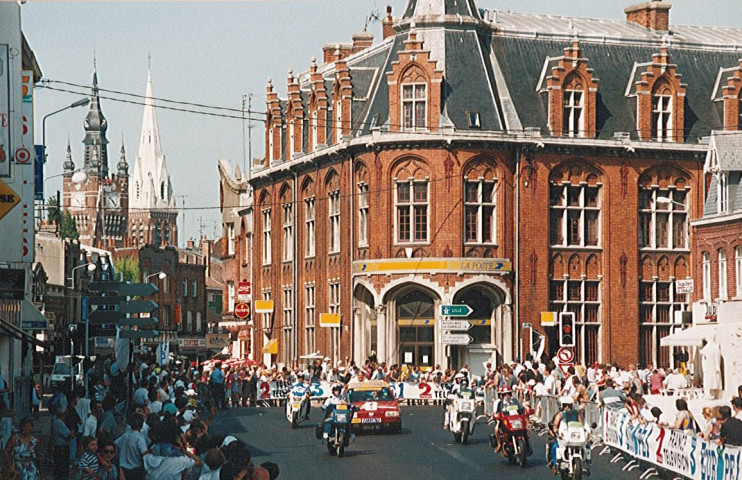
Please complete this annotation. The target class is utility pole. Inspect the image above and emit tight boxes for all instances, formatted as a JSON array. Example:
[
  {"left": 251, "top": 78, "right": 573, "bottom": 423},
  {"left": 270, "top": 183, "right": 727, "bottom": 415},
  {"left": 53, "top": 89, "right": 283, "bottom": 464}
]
[
  {"left": 248, "top": 93, "right": 253, "bottom": 183},
  {"left": 241, "top": 95, "right": 247, "bottom": 179}
]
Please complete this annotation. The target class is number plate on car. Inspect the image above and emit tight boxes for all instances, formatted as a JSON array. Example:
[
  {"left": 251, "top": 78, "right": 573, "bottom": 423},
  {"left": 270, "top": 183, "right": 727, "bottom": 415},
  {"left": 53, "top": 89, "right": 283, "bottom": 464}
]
[{"left": 361, "top": 418, "right": 382, "bottom": 424}]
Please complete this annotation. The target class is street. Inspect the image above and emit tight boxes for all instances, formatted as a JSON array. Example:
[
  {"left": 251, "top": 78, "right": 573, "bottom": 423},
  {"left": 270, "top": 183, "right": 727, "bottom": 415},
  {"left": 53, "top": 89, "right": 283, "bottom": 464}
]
[{"left": 209, "top": 404, "right": 643, "bottom": 480}]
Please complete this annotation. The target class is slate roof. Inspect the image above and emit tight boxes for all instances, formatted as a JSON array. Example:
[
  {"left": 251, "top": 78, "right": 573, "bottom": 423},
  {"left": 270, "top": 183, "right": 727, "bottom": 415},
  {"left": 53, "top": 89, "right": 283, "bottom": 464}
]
[
  {"left": 703, "top": 132, "right": 742, "bottom": 216},
  {"left": 270, "top": 0, "right": 742, "bottom": 158},
  {"left": 710, "top": 131, "right": 742, "bottom": 172}
]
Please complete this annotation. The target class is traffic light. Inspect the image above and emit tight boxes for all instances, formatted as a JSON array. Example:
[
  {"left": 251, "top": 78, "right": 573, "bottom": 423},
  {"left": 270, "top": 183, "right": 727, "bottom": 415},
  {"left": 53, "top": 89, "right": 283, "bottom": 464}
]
[{"left": 559, "top": 312, "right": 575, "bottom": 347}]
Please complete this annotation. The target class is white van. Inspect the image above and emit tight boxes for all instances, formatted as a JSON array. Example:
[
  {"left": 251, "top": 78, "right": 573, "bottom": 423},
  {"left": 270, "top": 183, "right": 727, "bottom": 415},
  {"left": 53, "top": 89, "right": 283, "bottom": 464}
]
[{"left": 50, "top": 356, "right": 85, "bottom": 391}]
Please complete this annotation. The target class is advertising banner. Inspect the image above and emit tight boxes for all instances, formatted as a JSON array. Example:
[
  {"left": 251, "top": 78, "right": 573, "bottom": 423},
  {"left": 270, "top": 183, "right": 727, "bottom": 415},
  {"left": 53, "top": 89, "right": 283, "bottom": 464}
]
[
  {"left": 602, "top": 408, "right": 742, "bottom": 480},
  {"left": 255, "top": 380, "right": 446, "bottom": 401}
]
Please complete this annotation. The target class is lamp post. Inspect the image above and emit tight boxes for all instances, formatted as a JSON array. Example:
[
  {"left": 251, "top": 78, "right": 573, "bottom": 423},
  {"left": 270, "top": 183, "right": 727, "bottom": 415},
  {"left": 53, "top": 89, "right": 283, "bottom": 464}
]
[
  {"left": 67, "top": 262, "right": 95, "bottom": 394},
  {"left": 40, "top": 169, "right": 88, "bottom": 225},
  {"left": 42, "top": 98, "right": 90, "bottom": 164},
  {"left": 145, "top": 271, "right": 167, "bottom": 282}
]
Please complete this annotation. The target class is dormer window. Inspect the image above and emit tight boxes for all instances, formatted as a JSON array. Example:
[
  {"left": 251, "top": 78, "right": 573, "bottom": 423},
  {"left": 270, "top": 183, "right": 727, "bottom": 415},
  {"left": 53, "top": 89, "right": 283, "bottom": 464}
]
[
  {"left": 652, "top": 81, "right": 673, "bottom": 141},
  {"left": 468, "top": 112, "right": 481, "bottom": 129},
  {"left": 402, "top": 83, "right": 427, "bottom": 130}
]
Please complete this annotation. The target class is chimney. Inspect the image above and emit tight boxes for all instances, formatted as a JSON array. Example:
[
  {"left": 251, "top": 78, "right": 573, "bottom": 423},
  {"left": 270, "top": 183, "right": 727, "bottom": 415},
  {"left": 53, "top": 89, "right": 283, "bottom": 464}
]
[
  {"left": 625, "top": 1, "right": 671, "bottom": 31},
  {"left": 187, "top": 239, "right": 194, "bottom": 250},
  {"left": 382, "top": 5, "right": 395, "bottom": 40},
  {"left": 352, "top": 31, "right": 374, "bottom": 53}
]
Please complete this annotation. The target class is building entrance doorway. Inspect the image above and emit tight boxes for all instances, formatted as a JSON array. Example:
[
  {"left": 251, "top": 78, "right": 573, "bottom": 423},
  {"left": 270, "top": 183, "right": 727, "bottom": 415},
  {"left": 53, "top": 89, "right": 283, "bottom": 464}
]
[{"left": 397, "top": 290, "right": 435, "bottom": 370}]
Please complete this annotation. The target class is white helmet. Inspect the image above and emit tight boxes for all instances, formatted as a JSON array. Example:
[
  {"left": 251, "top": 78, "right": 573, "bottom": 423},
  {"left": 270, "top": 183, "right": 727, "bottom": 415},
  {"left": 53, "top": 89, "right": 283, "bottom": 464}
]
[
  {"left": 559, "top": 396, "right": 574, "bottom": 406},
  {"left": 454, "top": 373, "right": 465, "bottom": 381}
]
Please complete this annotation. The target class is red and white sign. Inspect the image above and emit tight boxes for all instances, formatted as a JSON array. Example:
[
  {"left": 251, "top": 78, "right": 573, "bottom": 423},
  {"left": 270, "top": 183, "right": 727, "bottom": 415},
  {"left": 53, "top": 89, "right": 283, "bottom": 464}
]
[
  {"left": 237, "top": 282, "right": 251, "bottom": 302},
  {"left": 557, "top": 347, "right": 574, "bottom": 364},
  {"left": 14, "top": 147, "right": 30, "bottom": 164},
  {"left": 557, "top": 363, "right": 574, "bottom": 376},
  {"left": 234, "top": 302, "right": 250, "bottom": 319}
]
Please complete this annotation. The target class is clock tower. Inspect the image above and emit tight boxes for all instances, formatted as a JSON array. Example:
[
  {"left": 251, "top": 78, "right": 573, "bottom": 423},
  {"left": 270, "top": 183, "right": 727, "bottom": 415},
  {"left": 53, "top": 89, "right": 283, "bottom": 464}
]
[{"left": 63, "top": 64, "right": 130, "bottom": 248}]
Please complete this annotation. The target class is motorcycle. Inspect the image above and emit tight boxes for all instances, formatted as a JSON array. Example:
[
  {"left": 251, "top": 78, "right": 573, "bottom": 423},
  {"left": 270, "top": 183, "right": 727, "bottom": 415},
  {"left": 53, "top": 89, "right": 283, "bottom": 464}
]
[
  {"left": 286, "top": 388, "right": 311, "bottom": 428},
  {"left": 554, "top": 421, "right": 591, "bottom": 480},
  {"left": 493, "top": 405, "right": 533, "bottom": 467},
  {"left": 317, "top": 403, "right": 356, "bottom": 457},
  {"left": 449, "top": 394, "right": 476, "bottom": 444}
]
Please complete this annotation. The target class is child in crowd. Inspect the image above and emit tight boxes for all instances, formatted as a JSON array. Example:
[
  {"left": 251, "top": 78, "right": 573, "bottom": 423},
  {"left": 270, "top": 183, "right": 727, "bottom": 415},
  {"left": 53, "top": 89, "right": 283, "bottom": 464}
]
[{"left": 78, "top": 436, "right": 99, "bottom": 480}]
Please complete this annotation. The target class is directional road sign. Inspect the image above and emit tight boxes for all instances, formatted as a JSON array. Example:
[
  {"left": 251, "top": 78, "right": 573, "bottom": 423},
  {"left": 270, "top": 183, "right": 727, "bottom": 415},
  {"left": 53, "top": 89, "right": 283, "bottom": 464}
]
[
  {"left": 89, "top": 310, "right": 127, "bottom": 325},
  {"left": 118, "top": 318, "right": 158, "bottom": 328},
  {"left": 118, "top": 330, "right": 158, "bottom": 340},
  {"left": 88, "top": 296, "right": 125, "bottom": 306},
  {"left": 441, "top": 333, "right": 474, "bottom": 345},
  {"left": 119, "top": 300, "right": 158, "bottom": 315},
  {"left": 440, "top": 304, "right": 473, "bottom": 317},
  {"left": 0, "top": 180, "right": 21, "bottom": 221},
  {"left": 88, "top": 281, "right": 159, "bottom": 296},
  {"left": 439, "top": 320, "right": 471, "bottom": 331}
]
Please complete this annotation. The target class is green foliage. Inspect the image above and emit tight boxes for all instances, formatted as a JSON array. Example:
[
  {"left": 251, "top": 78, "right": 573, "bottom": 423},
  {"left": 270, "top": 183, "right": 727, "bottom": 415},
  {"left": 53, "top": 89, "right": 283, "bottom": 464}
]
[
  {"left": 47, "top": 196, "right": 79, "bottom": 240},
  {"left": 114, "top": 256, "right": 140, "bottom": 283}
]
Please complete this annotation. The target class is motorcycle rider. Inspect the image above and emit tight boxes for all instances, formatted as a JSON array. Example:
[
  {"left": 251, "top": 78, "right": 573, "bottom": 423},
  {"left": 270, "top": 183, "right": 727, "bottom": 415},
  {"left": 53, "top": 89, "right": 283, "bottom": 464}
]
[
  {"left": 548, "top": 396, "right": 583, "bottom": 475},
  {"left": 290, "top": 373, "right": 312, "bottom": 418},
  {"left": 444, "top": 373, "right": 466, "bottom": 429},
  {"left": 458, "top": 378, "right": 475, "bottom": 399},
  {"left": 321, "top": 384, "right": 346, "bottom": 439},
  {"left": 490, "top": 385, "right": 532, "bottom": 455}
]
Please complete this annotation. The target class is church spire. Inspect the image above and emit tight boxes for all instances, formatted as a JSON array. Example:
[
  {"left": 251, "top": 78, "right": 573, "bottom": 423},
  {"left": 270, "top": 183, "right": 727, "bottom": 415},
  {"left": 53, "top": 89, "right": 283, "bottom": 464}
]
[
  {"left": 63, "top": 138, "right": 75, "bottom": 174},
  {"left": 82, "top": 62, "right": 109, "bottom": 178},
  {"left": 117, "top": 139, "right": 128, "bottom": 179}
]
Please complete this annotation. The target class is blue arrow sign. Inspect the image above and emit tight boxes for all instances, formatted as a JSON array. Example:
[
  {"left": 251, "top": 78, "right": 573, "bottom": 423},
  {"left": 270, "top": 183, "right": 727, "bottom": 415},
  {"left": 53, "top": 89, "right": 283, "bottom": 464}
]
[{"left": 440, "top": 304, "right": 473, "bottom": 317}]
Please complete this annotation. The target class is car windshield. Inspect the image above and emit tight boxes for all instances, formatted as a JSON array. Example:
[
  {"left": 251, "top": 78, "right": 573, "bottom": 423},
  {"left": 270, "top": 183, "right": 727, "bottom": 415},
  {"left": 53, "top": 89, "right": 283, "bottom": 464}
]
[
  {"left": 52, "top": 363, "right": 71, "bottom": 375},
  {"left": 349, "top": 387, "right": 394, "bottom": 402}
]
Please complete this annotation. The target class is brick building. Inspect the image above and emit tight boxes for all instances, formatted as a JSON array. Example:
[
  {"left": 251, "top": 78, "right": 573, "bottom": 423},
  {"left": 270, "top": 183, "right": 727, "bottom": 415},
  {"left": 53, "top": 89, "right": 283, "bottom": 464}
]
[
  {"left": 138, "top": 244, "right": 206, "bottom": 357},
  {"left": 690, "top": 131, "right": 742, "bottom": 325},
  {"left": 217, "top": 160, "right": 253, "bottom": 357},
  {"left": 242, "top": 0, "right": 742, "bottom": 371}
]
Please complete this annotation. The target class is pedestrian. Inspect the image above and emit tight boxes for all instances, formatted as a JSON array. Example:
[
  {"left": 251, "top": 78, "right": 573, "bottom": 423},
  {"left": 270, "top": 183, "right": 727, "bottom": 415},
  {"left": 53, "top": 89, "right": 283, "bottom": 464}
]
[
  {"left": 78, "top": 436, "right": 100, "bottom": 480},
  {"left": 2, "top": 417, "right": 40, "bottom": 480},
  {"left": 718, "top": 406, "right": 742, "bottom": 446},
  {"left": 0, "top": 365, "right": 10, "bottom": 413},
  {"left": 209, "top": 363, "right": 226, "bottom": 411},
  {"left": 96, "top": 440, "right": 121, "bottom": 480},
  {"left": 115, "top": 413, "right": 148, "bottom": 480},
  {"left": 82, "top": 401, "right": 101, "bottom": 438},
  {"left": 51, "top": 408, "right": 75, "bottom": 480},
  {"left": 65, "top": 391, "right": 82, "bottom": 466},
  {"left": 31, "top": 384, "right": 41, "bottom": 415},
  {"left": 98, "top": 395, "right": 121, "bottom": 443}
]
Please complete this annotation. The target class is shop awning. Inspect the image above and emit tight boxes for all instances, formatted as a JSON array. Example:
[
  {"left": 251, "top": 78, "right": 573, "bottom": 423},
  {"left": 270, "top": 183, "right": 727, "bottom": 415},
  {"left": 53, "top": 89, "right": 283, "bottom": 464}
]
[
  {"left": 660, "top": 324, "right": 718, "bottom": 347},
  {"left": 21, "top": 299, "right": 48, "bottom": 330},
  {"left": 262, "top": 338, "right": 278, "bottom": 355},
  {"left": 0, "top": 317, "right": 48, "bottom": 349}
]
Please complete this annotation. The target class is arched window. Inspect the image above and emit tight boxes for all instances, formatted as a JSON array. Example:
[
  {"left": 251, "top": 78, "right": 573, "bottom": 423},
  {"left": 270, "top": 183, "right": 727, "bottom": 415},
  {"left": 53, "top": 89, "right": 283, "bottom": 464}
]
[
  {"left": 160, "top": 182, "right": 165, "bottom": 200},
  {"left": 652, "top": 80, "right": 673, "bottom": 141},
  {"left": 563, "top": 73, "right": 585, "bottom": 138}
]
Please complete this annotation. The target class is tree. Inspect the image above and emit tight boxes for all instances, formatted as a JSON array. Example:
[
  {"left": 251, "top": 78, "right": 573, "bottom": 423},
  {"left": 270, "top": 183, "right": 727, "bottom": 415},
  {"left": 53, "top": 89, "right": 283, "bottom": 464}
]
[
  {"left": 47, "top": 196, "right": 79, "bottom": 240},
  {"left": 114, "top": 256, "right": 140, "bottom": 283}
]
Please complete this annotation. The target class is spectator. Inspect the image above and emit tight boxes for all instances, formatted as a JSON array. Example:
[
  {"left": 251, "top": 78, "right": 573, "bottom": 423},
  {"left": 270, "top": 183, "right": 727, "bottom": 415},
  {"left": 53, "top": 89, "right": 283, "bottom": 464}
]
[
  {"left": 2, "top": 417, "right": 40, "bottom": 480},
  {"left": 700, "top": 407, "right": 721, "bottom": 441},
  {"left": 648, "top": 369, "right": 665, "bottom": 394},
  {"left": 98, "top": 395, "right": 121, "bottom": 442},
  {"left": 78, "top": 436, "right": 100, "bottom": 480},
  {"left": 661, "top": 398, "right": 695, "bottom": 432},
  {"left": 733, "top": 397, "right": 742, "bottom": 420},
  {"left": 115, "top": 413, "right": 149, "bottom": 480},
  {"left": 599, "top": 378, "right": 626, "bottom": 406},
  {"left": 97, "top": 440, "right": 121, "bottom": 480},
  {"left": 83, "top": 401, "right": 101, "bottom": 438},
  {"left": 65, "top": 391, "right": 83, "bottom": 465},
  {"left": 260, "top": 462, "right": 280, "bottom": 480},
  {"left": 51, "top": 408, "right": 75, "bottom": 480},
  {"left": 718, "top": 406, "right": 742, "bottom": 446}
]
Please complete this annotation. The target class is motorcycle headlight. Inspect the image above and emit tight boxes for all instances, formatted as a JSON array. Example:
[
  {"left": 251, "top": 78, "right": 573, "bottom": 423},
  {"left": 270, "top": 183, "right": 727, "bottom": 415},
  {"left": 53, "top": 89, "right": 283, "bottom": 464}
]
[
  {"left": 510, "top": 419, "right": 523, "bottom": 429},
  {"left": 460, "top": 401, "right": 473, "bottom": 410},
  {"left": 570, "top": 432, "right": 584, "bottom": 441},
  {"left": 385, "top": 411, "right": 400, "bottom": 417}
]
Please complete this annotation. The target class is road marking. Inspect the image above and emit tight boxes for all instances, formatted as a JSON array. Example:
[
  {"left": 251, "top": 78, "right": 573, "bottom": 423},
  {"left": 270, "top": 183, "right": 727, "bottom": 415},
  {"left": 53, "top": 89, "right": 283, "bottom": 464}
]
[{"left": 430, "top": 441, "right": 491, "bottom": 476}]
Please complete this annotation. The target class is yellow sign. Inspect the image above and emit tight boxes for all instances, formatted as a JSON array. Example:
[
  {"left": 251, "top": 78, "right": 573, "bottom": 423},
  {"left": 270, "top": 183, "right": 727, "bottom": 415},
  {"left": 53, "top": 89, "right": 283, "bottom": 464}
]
[
  {"left": 319, "top": 313, "right": 341, "bottom": 327},
  {"left": 352, "top": 258, "right": 511, "bottom": 275},
  {"left": 254, "top": 299, "right": 274, "bottom": 313},
  {"left": 262, "top": 338, "right": 278, "bottom": 355},
  {"left": 541, "top": 311, "right": 557, "bottom": 327},
  {"left": 0, "top": 180, "right": 20, "bottom": 221}
]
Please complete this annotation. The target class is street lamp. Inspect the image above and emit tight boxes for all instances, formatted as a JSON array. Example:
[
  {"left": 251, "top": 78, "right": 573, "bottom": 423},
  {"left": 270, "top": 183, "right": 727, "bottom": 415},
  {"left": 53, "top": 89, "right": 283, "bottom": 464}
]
[
  {"left": 40, "top": 169, "right": 88, "bottom": 225},
  {"left": 145, "top": 271, "right": 167, "bottom": 282},
  {"left": 42, "top": 98, "right": 90, "bottom": 164},
  {"left": 68, "top": 262, "right": 96, "bottom": 290}
]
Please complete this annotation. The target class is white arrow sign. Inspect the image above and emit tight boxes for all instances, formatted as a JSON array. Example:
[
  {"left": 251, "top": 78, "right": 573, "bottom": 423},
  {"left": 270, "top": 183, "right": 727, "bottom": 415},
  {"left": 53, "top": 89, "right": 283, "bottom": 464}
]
[
  {"left": 440, "top": 320, "right": 471, "bottom": 331},
  {"left": 441, "top": 333, "right": 474, "bottom": 345}
]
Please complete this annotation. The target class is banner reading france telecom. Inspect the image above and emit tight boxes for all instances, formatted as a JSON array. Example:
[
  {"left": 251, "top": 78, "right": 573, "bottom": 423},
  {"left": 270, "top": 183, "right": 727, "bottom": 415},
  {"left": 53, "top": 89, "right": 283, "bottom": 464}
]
[{"left": 602, "top": 407, "right": 742, "bottom": 480}]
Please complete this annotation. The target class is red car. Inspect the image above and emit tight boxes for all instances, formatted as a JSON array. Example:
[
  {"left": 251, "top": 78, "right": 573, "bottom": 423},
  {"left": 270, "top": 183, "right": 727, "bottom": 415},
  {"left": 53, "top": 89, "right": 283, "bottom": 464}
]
[{"left": 346, "top": 380, "right": 402, "bottom": 434}]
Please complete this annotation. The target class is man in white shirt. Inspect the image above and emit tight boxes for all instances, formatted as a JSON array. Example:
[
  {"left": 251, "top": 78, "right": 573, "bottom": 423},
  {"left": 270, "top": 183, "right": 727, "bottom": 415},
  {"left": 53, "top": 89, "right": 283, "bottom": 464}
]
[
  {"left": 143, "top": 444, "right": 200, "bottom": 480},
  {"left": 664, "top": 369, "right": 689, "bottom": 391},
  {"left": 115, "top": 413, "right": 149, "bottom": 479},
  {"left": 543, "top": 367, "right": 557, "bottom": 396},
  {"left": 82, "top": 401, "right": 100, "bottom": 438}
]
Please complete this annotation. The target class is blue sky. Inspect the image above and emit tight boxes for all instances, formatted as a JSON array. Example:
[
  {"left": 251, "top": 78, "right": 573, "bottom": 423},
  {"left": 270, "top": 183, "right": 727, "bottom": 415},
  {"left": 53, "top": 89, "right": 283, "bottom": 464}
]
[{"left": 21, "top": 0, "right": 741, "bottom": 246}]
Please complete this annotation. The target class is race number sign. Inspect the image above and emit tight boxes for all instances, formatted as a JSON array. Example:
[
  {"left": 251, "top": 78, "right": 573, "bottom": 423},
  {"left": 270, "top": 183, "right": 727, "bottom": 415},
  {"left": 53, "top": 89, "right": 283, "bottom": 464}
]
[{"left": 603, "top": 407, "right": 742, "bottom": 480}]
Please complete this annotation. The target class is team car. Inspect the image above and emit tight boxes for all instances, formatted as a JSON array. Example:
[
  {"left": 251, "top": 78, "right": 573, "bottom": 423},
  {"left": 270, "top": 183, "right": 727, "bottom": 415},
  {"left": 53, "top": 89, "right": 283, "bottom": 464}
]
[{"left": 345, "top": 380, "right": 402, "bottom": 434}]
